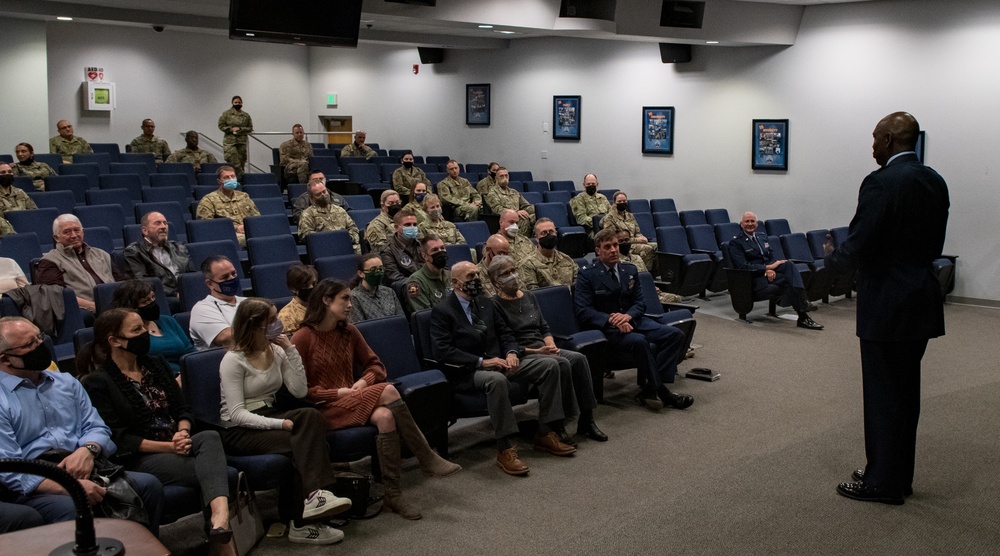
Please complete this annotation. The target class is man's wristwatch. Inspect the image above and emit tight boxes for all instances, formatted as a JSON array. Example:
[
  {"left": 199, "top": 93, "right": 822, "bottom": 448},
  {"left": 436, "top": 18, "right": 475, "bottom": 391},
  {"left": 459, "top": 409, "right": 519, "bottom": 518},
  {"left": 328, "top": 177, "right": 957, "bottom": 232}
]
[{"left": 83, "top": 443, "right": 101, "bottom": 457}]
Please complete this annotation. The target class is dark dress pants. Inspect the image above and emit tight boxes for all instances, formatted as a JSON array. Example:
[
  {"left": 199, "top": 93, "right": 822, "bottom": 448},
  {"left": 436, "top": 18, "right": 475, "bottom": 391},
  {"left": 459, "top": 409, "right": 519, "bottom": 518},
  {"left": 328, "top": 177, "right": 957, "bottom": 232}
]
[{"left": 609, "top": 318, "right": 686, "bottom": 388}]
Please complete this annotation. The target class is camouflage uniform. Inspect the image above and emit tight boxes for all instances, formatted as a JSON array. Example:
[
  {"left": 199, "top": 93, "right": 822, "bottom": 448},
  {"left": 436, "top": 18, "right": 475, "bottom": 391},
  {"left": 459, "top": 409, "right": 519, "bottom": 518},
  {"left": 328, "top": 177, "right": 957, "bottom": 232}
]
[
  {"left": 601, "top": 209, "right": 657, "bottom": 271},
  {"left": 405, "top": 266, "right": 452, "bottom": 312},
  {"left": 419, "top": 218, "right": 466, "bottom": 245},
  {"left": 297, "top": 204, "right": 361, "bottom": 254},
  {"left": 402, "top": 201, "right": 427, "bottom": 225},
  {"left": 340, "top": 142, "right": 375, "bottom": 160},
  {"left": 0, "top": 217, "right": 14, "bottom": 236},
  {"left": 12, "top": 161, "right": 57, "bottom": 191},
  {"left": 621, "top": 253, "right": 682, "bottom": 304},
  {"left": 277, "top": 297, "right": 307, "bottom": 335},
  {"left": 196, "top": 190, "right": 260, "bottom": 246},
  {"left": 507, "top": 234, "right": 536, "bottom": 267},
  {"left": 476, "top": 176, "right": 497, "bottom": 199},
  {"left": 129, "top": 134, "right": 171, "bottom": 162},
  {"left": 49, "top": 136, "right": 93, "bottom": 164},
  {"left": 292, "top": 192, "right": 348, "bottom": 223},
  {"left": 165, "top": 148, "right": 218, "bottom": 171},
  {"left": 364, "top": 212, "right": 395, "bottom": 254},
  {"left": 391, "top": 166, "right": 429, "bottom": 198},
  {"left": 476, "top": 259, "right": 496, "bottom": 297},
  {"left": 520, "top": 248, "right": 578, "bottom": 289},
  {"left": 0, "top": 185, "right": 37, "bottom": 217},
  {"left": 569, "top": 192, "right": 610, "bottom": 235},
  {"left": 486, "top": 187, "right": 536, "bottom": 236},
  {"left": 279, "top": 138, "right": 313, "bottom": 184},
  {"left": 436, "top": 176, "right": 481, "bottom": 221},
  {"left": 217, "top": 107, "right": 253, "bottom": 177}
]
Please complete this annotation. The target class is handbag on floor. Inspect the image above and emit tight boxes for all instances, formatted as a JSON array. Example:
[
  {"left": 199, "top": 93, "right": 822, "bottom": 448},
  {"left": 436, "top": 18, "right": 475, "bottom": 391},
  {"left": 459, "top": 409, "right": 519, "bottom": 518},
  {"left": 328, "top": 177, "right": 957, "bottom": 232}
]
[
  {"left": 332, "top": 471, "right": 383, "bottom": 520},
  {"left": 214, "top": 471, "right": 265, "bottom": 556}
]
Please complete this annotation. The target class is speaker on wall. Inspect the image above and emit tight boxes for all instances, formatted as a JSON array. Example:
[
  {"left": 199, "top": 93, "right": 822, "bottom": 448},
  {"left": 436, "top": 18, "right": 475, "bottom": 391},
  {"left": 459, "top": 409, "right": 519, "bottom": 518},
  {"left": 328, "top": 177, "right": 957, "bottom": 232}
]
[
  {"left": 418, "top": 47, "right": 444, "bottom": 64},
  {"left": 660, "top": 1, "right": 705, "bottom": 29},
  {"left": 659, "top": 43, "right": 692, "bottom": 64}
]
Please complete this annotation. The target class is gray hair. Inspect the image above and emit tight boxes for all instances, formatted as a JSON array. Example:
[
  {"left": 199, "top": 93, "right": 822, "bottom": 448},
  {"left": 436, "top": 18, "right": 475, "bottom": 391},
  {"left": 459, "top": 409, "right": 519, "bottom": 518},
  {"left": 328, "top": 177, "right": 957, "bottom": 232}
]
[
  {"left": 52, "top": 214, "right": 81, "bottom": 236},
  {"left": 487, "top": 254, "right": 517, "bottom": 284},
  {"left": 0, "top": 317, "right": 38, "bottom": 353}
]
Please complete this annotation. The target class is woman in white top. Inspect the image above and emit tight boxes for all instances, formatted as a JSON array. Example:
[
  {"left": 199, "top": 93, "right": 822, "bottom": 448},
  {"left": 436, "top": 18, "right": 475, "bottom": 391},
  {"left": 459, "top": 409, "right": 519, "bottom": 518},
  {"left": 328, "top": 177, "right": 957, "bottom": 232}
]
[{"left": 217, "top": 297, "right": 350, "bottom": 546}]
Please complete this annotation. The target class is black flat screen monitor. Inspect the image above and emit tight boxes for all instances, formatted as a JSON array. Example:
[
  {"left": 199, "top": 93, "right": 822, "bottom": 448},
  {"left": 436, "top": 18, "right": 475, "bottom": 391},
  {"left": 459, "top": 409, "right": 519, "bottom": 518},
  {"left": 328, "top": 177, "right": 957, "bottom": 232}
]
[{"left": 229, "top": 0, "right": 363, "bottom": 47}]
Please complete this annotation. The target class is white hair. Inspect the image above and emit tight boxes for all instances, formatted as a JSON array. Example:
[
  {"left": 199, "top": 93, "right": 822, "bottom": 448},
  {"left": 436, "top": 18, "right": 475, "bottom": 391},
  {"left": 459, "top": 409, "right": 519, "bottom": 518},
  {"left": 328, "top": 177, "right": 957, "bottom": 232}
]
[{"left": 52, "top": 214, "right": 82, "bottom": 236}]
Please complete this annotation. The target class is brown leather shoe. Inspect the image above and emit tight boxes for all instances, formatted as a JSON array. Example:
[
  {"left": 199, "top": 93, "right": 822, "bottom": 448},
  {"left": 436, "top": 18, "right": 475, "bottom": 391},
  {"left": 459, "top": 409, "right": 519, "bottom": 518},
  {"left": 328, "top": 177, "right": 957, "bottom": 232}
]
[
  {"left": 496, "top": 447, "right": 530, "bottom": 476},
  {"left": 533, "top": 431, "right": 577, "bottom": 457}
]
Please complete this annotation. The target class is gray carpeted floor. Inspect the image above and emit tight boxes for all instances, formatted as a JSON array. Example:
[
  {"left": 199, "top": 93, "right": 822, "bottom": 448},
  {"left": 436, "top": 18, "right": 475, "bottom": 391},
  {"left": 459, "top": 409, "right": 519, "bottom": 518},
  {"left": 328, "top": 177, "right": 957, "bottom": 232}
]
[{"left": 162, "top": 298, "right": 1000, "bottom": 555}]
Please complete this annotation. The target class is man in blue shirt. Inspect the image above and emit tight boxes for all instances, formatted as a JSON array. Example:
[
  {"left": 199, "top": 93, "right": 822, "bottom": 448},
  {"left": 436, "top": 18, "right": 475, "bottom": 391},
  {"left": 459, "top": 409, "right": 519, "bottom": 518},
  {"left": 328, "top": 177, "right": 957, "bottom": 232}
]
[{"left": 0, "top": 317, "right": 163, "bottom": 532}]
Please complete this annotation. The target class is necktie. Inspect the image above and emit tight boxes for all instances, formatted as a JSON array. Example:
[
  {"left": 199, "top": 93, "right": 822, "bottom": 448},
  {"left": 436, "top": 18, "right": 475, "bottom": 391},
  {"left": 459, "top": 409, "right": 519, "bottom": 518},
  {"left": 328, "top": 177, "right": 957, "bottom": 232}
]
[
  {"left": 609, "top": 265, "right": 619, "bottom": 288},
  {"left": 753, "top": 235, "right": 764, "bottom": 254}
]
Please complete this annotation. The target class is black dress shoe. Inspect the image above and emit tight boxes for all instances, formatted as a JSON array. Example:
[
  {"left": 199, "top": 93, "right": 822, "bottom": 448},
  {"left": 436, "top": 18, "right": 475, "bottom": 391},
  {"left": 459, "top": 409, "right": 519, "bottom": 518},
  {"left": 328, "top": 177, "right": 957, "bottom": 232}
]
[
  {"left": 836, "top": 481, "right": 904, "bottom": 505},
  {"left": 657, "top": 386, "right": 694, "bottom": 410},
  {"left": 207, "top": 526, "right": 233, "bottom": 545},
  {"left": 557, "top": 430, "right": 578, "bottom": 448},
  {"left": 634, "top": 390, "right": 663, "bottom": 410},
  {"left": 797, "top": 316, "right": 824, "bottom": 330},
  {"left": 577, "top": 420, "right": 608, "bottom": 442},
  {"left": 852, "top": 470, "right": 913, "bottom": 496}
]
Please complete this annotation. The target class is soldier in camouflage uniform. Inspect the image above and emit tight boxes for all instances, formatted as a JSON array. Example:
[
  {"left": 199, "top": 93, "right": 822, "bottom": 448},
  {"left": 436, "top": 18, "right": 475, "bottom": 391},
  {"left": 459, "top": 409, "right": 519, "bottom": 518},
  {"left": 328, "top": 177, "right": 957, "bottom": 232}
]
[
  {"left": 128, "top": 119, "right": 171, "bottom": 162},
  {"left": 292, "top": 171, "right": 349, "bottom": 223},
  {"left": 569, "top": 173, "right": 611, "bottom": 237},
  {"left": 217, "top": 96, "right": 253, "bottom": 178},
  {"left": 405, "top": 235, "right": 452, "bottom": 312},
  {"left": 279, "top": 124, "right": 313, "bottom": 184},
  {"left": 520, "top": 218, "right": 578, "bottom": 290},
  {"left": 476, "top": 161, "right": 500, "bottom": 198},
  {"left": 486, "top": 168, "right": 535, "bottom": 236},
  {"left": 49, "top": 120, "right": 93, "bottom": 163},
  {"left": 0, "top": 216, "right": 14, "bottom": 236},
  {"left": 297, "top": 185, "right": 361, "bottom": 254},
  {"left": 402, "top": 182, "right": 428, "bottom": 224},
  {"left": 195, "top": 166, "right": 260, "bottom": 246},
  {"left": 601, "top": 191, "right": 657, "bottom": 272},
  {"left": 476, "top": 234, "right": 510, "bottom": 298},
  {"left": 437, "top": 160, "right": 482, "bottom": 221},
  {"left": 340, "top": 131, "right": 375, "bottom": 160},
  {"left": 364, "top": 190, "right": 401, "bottom": 254},
  {"left": 13, "top": 143, "right": 57, "bottom": 190},
  {"left": 499, "top": 209, "right": 535, "bottom": 266},
  {"left": 166, "top": 131, "right": 219, "bottom": 171},
  {"left": 418, "top": 194, "right": 466, "bottom": 245},
  {"left": 391, "top": 153, "right": 428, "bottom": 199},
  {"left": 614, "top": 229, "right": 682, "bottom": 305},
  {"left": 0, "top": 163, "right": 38, "bottom": 215}
]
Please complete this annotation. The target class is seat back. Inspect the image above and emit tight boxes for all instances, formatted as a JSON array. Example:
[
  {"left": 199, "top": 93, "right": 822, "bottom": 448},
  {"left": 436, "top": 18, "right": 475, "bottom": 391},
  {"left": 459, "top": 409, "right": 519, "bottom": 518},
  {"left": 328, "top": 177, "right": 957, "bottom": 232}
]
[
  {"left": 156, "top": 162, "right": 196, "bottom": 184},
  {"left": 94, "top": 277, "right": 170, "bottom": 315},
  {"left": 346, "top": 164, "right": 380, "bottom": 184},
  {"left": 5, "top": 209, "right": 59, "bottom": 249},
  {"left": 89, "top": 143, "right": 121, "bottom": 161},
  {"left": 80, "top": 226, "right": 114, "bottom": 253},
  {"left": 134, "top": 202, "right": 189, "bottom": 239},
  {"left": 355, "top": 316, "right": 422, "bottom": 380},
  {"left": 186, "top": 240, "right": 245, "bottom": 280},
  {"left": 27, "top": 190, "right": 76, "bottom": 215},
  {"left": 44, "top": 174, "right": 91, "bottom": 203},
  {"left": 508, "top": 171, "right": 532, "bottom": 182},
  {"left": 98, "top": 173, "right": 143, "bottom": 201},
  {"left": 764, "top": 218, "right": 791, "bottom": 237},
  {"left": 535, "top": 202, "right": 572, "bottom": 228},
  {"left": 627, "top": 198, "right": 651, "bottom": 215},
  {"left": 74, "top": 205, "right": 126, "bottom": 248},
  {"left": 444, "top": 243, "right": 474, "bottom": 266},
  {"left": 0, "top": 232, "right": 43, "bottom": 275},
  {"left": 532, "top": 285, "right": 582, "bottom": 337},
  {"left": 71, "top": 153, "right": 111, "bottom": 174},
  {"left": 308, "top": 156, "right": 341, "bottom": 177},
  {"left": 149, "top": 173, "right": 193, "bottom": 198},
  {"left": 343, "top": 194, "right": 375, "bottom": 210},
  {"left": 185, "top": 218, "right": 238, "bottom": 245},
  {"left": 454, "top": 221, "right": 490, "bottom": 250},
  {"left": 142, "top": 185, "right": 189, "bottom": 205},
  {"left": 704, "top": 208, "right": 730, "bottom": 226},
  {"left": 180, "top": 348, "right": 228, "bottom": 427},
  {"left": 242, "top": 172, "right": 278, "bottom": 185},
  {"left": 524, "top": 181, "right": 550, "bottom": 194},
  {"left": 678, "top": 210, "right": 707, "bottom": 227},
  {"left": 242, "top": 184, "right": 282, "bottom": 200},
  {"left": 244, "top": 214, "right": 291, "bottom": 238},
  {"left": 58, "top": 163, "right": 100, "bottom": 190},
  {"left": 653, "top": 211, "right": 681, "bottom": 228},
  {"left": 650, "top": 198, "right": 677, "bottom": 213},
  {"left": 306, "top": 230, "right": 354, "bottom": 262},
  {"left": 714, "top": 222, "right": 741, "bottom": 249},
  {"left": 251, "top": 261, "right": 298, "bottom": 301},
  {"left": 109, "top": 162, "right": 150, "bottom": 185},
  {"left": 253, "top": 197, "right": 288, "bottom": 217},
  {"left": 86, "top": 188, "right": 136, "bottom": 224},
  {"left": 542, "top": 190, "right": 571, "bottom": 204},
  {"left": 685, "top": 224, "right": 721, "bottom": 255},
  {"left": 247, "top": 235, "right": 299, "bottom": 266},
  {"left": 350, "top": 208, "right": 381, "bottom": 232},
  {"left": 806, "top": 229, "right": 830, "bottom": 259},
  {"left": 633, "top": 212, "right": 656, "bottom": 240},
  {"left": 548, "top": 180, "right": 575, "bottom": 193},
  {"left": 119, "top": 152, "right": 156, "bottom": 173},
  {"left": 314, "top": 254, "right": 360, "bottom": 283},
  {"left": 780, "top": 233, "right": 816, "bottom": 263},
  {"left": 656, "top": 226, "right": 694, "bottom": 255},
  {"left": 177, "top": 272, "right": 211, "bottom": 312}
]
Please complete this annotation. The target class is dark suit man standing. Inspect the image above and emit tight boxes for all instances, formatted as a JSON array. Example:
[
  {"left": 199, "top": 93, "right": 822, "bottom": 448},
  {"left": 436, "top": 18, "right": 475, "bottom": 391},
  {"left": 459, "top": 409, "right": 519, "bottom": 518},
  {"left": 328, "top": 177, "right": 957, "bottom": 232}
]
[
  {"left": 430, "top": 261, "right": 574, "bottom": 477},
  {"left": 574, "top": 228, "right": 693, "bottom": 411},
  {"left": 826, "top": 112, "right": 949, "bottom": 505},
  {"left": 728, "top": 211, "right": 823, "bottom": 330}
]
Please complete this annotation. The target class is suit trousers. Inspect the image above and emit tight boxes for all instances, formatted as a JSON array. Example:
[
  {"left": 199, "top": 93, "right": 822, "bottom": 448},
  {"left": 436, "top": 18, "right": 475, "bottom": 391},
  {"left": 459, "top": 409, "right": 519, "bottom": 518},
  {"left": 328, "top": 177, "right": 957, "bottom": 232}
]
[
  {"left": 860, "top": 338, "right": 927, "bottom": 494},
  {"left": 524, "top": 349, "right": 596, "bottom": 420},
  {"left": 609, "top": 318, "right": 686, "bottom": 388},
  {"left": 768, "top": 261, "right": 808, "bottom": 313},
  {"left": 132, "top": 431, "right": 229, "bottom": 508},
  {"left": 459, "top": 356, "right": 564, "bottom": 439}
]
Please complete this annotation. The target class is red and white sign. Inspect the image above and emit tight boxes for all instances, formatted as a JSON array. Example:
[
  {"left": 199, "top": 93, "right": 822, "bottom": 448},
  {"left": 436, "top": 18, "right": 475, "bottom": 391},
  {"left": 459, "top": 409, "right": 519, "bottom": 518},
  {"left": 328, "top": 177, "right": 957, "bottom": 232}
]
[{"left": 85, "top": 67, "right": 104, "bottom": 82}]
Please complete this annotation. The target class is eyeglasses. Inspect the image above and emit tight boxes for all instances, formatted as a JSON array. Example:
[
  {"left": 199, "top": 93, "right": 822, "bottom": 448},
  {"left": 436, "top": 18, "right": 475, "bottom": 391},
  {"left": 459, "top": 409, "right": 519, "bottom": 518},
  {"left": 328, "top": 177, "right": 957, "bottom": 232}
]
[{"left": 4, "top": 333, "right": 44, "bottom": 354}]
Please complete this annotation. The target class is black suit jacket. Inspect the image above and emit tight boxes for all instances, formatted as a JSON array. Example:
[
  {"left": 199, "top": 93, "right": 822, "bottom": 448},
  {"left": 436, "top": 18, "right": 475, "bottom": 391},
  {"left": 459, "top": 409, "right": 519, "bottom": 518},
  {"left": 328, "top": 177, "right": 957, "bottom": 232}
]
[
  {"left": 826, "top": 153, "right": 949, "bottom": 341},
  {"left": 727, "top": 232, "right": 779, "bottom": 293},
  {"left": 574, "top": 262, "right": 644, "bottom": 334},
  {"left": 430, "top": 292, "right": 518, "bottom": 380}
]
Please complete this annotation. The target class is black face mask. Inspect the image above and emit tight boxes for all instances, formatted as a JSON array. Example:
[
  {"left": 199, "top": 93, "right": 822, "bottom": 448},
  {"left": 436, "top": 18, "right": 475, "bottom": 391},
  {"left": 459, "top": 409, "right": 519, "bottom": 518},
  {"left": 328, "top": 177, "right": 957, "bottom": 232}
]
[
  {"left": 489, "top": 171, "right": 497, "bottom": 179},
  {"left": 431, "top": 251, "right": 449, "bottom": 269},
  {"left": 619, "top": 242, "right": 632, "bottom": 257},
  {"left": 402, "top": 161, "right": 414, "bottom": 169},
  {"left": 137, "top": 303, "right": 160, "bottom": 322},
  {"left": 297, "top": 287, "right": 313, "bottom": 303},
  {"left": 20, "top": 158, "right": 34, "bottom": 166},
  {"left": 461, "top": 278, "right": 484, "bottom": 298},
  {"left": 0, "top": 175, "right": 13, "bottom": 187},
  {"left": 387, "top": 205, "right": 402, "bottom": 218},
  {"left": 616, "top": 203, "right": 628, "bottom": 212},
  {"left": 584, "top": 185, "right": 597, "bottom": 195},
  {"left": 5, "top": 342, "right": 52, "bottom": 372},
  {"left": 233, "top": 104, "right": 243, "bottom": 111},
  {"left": 538, "top": 234, "right": 559, "bottom": 250},
  {"left": 118, "top": 331, "right": 151, "bottom": 357}
]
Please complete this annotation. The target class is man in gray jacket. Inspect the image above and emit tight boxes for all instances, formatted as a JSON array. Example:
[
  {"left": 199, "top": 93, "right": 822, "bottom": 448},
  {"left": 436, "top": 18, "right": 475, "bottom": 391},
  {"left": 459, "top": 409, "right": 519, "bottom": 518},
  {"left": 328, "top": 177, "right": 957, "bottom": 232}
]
[{"left": 123, "top": 211, "right": 193, "bottom": 297}]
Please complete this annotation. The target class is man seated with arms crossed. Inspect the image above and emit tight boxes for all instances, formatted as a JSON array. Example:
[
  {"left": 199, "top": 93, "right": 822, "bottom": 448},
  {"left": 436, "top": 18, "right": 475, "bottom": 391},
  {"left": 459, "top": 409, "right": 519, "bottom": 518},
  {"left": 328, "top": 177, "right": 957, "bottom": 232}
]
[
  {"left": 166, "top": 131, "right": 218, "bottom": 172},
  {"left": 128, "top": 119, "right": 170, "bottom": 162},
  {"left": 436, "top": 160, "right": 482, "bottom": 221},
  {"left": 340, "top": 130, "right": 375, "bottom": 160},
  {"left": 575, "top": 229, "right": 694, "bottom": 411},
  {"left": 430, "top": 262, "right": 573, "bottom": 477},
  {"left": 291, "top": 170, "right": 348, "bottom": 223},
  {"left": 380, "top": 208, "right": 423, "bottom": 286},
  {"left": 196, "top": 165, "right": 260, "bottom": 247},
  {"left": 405, "top": 235, "right": 451, "bottom": 313},
  {"left": 569, "top": 173, "right": 611, "bottom": 238},
  {"left": 123, "top": 211, "right": 193, "bottom": 299},
  {"left": 0, "top": 317, "right": 163, "bottom": 533},
  {"left": 189, "top": 255, "right": 246, "bottom": 350},
  {"left": 279, "top": 124, "right": 313, "bottom": 185},
  {"left": 297, "top": 174, "right": 361, "bottom": 254},
  {"left": 727, "top": 211, "right": 823, "bottom": 330},
  {"left": 521, "top": 218, "right": 578, "bottom": 289},
  {"left": 49, "top": 120, "right": 92, "bottom": 164},
  {"left": 37, "top": 214, "right": 125, "bottom": 314},
  {"left": 365, "top": 190, "right": 402, "bottom": 254}
]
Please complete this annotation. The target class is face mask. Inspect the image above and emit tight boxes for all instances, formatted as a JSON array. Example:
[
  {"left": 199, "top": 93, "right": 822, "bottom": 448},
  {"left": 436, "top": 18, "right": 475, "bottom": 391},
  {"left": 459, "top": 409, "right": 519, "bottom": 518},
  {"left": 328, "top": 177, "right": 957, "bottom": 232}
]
[
  {"left": 498, "top": 272, "right": 519, "bottom": 295},
  {"left": 137, "top": 303, "right": 160, "bottom": 322},
  {"left": 0, "top": 175, "right": 13, "bottom": 187},
  {"left": 265, "top": 320, "right": 284, "bottom": 340},
  {"left": 364, "top": 270, "right": 384, "bottom": 288},
  {"left": 461, "top": 277, "right": 484, "bottom": 298},
  {"left": 428, "top": 209, "right": 442, "bottom": 220},
  {"left": 387, "top": 205, "right": 401, "bottom": 218},
  {"left": 313, "top": 196, "right": 329, "bottom": 207},
  {"left": 5, "top": 342, "right": 52, "bottom": 372},
  {"left": 118, "top": 331, "right": 151, "bottom": 357},
  {"left": 402, "top": 225, "right": 419, "bottom": 240},
  {"left": 504, "top": 224, "right": 519, "bottom": 237},
  {"left": 233, "top": 104, "right": 243, "bottom": 111},
  {"left": 431, "top": 251, "right": 448, "bottom": 269},
  {"left": 619, "top": 242, "right": 632, "bottom": 256},
  {"left": 538, "top": 234, "right": 559, "bottom": 250},
  {"left": 616, "top": 203, "right": 628, "bottom": 212},
  {"left": 585, "top": 185, "right": 597, "bottom": 195},
  {"left": 489, "top": 171, "right": 497, "bottom": 179},
  {"left": 214, "top": 277, "right": 241, "bottom": 297},
  {"left": 21, "top": 157, "right": 34, "bottom": 165},
  {"left": 223, "top": 179, "right": 239, "bottom": 190},
  {"left": 296, "top": 287, "right": 313, "bottom": 303},
  {"left": 414, "top": 193, "right": 426, "bottom": 203},
  {"left": 403, "top": 161, "right": 414, "bottom": 169}
]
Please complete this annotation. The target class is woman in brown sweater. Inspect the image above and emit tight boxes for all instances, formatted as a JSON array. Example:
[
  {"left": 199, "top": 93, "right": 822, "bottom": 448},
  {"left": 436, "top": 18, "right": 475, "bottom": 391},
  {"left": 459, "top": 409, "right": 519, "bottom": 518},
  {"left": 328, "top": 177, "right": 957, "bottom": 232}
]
[{"left": 290, "top": 279, "right": 460, "bottom": 520}]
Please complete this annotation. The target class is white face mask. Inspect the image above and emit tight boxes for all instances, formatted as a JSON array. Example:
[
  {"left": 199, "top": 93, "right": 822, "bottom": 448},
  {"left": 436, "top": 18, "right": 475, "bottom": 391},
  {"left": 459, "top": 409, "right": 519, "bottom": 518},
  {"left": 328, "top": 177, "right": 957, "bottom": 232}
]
[{"left": 505, "top": 224, "right": 519, "bottom": 237}]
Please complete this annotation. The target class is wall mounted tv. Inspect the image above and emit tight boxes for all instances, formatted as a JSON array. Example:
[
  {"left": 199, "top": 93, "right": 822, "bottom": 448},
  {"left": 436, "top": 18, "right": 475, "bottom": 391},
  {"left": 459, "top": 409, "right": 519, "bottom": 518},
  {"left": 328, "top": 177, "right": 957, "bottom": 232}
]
[{"left": 229, "top": 0, "right": 364, "bottom": 47}]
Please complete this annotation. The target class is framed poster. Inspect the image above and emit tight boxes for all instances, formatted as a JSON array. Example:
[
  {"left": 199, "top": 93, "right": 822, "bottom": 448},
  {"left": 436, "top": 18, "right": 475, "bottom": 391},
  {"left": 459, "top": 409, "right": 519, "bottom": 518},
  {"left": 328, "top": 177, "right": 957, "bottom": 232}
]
[
  {"left": 553, "top": 95, "right": 581, "bottom": 140},
  {"left": 466, "top": 84, "right": 490, "bottom": 125},
  {"left": 642, "top": 106, "right": 675, "bottom": 154},
  {"left": 752, "top": 119, "right": 789, "bottom": 170}
]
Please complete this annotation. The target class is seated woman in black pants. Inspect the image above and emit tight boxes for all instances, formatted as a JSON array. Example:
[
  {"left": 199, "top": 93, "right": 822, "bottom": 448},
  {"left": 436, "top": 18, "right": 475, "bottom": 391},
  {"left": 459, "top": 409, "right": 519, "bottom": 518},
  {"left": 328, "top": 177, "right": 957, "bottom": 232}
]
[{"left": 78, "top": 308, "right": 232, "bottom": 549}]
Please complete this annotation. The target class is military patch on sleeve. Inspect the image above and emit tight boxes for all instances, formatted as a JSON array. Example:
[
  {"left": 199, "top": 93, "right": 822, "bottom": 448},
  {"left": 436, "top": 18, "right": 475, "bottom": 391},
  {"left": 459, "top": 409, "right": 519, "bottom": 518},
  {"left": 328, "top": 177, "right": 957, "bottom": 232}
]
[{"left": 407, "top": 282, "right": 420, "bottom": 298}]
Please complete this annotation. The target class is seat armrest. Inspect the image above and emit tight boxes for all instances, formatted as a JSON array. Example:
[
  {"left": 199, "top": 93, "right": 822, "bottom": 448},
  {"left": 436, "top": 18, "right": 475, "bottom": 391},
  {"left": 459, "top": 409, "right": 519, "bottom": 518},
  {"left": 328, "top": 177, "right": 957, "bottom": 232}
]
[{"left": 664, "top": 302, "right": 699, "bottom": 313}]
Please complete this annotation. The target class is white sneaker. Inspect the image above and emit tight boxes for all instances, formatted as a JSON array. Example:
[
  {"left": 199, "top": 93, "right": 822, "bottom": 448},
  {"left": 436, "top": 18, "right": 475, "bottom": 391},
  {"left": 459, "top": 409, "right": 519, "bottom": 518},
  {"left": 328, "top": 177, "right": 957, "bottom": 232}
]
[
  {"left": 302, "top": 489, "right": 352, "bottom": 521},
  {"left": 288, "top": 522, "right": 344, "bottom": 545}
]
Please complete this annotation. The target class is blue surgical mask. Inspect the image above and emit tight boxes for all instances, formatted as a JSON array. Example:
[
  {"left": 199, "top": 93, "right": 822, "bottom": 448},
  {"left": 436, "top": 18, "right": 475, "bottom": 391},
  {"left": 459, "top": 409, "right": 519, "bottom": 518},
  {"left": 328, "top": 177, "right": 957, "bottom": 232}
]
[
  {"left": 223, "top": 179, "right": 239, "bottom": 190},
  {"left": 414, "top": 193, "right": 426, "bottom": 203},
  {"left": 215, "top": 276, "right": 241, "bottom": 297},
  {"left": 402, "top": 226, "right": 419, "bottom": 240}
]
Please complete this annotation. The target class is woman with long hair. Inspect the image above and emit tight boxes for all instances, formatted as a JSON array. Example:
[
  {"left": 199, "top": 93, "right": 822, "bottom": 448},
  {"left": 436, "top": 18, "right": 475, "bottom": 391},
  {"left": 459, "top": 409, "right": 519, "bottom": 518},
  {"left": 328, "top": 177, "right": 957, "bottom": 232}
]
[
  {"left": 218, "top": 297, "right": 351, "bottom": 545},
  {"left": 348, "top": 254, "right": 403, "bottom": 322},
  {"left": 292, "top": 279, "right": 461, "bottom": 520},
  {"left": 77, "top": 308, "right": 232, "bottom": 549},
  {"left": 109, "top": 279, "right": 192, "bottom": 377}
]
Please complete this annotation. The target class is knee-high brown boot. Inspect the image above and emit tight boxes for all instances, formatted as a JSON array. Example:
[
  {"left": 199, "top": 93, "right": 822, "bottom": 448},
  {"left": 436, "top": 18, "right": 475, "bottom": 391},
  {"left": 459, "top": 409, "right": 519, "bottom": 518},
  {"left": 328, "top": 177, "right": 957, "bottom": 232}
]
[
  {"left": 375, "top": 432, "right": 422, "bottom": 520},
  {"left": 387, "top": 399, "right": 461, "bottom": 477}
]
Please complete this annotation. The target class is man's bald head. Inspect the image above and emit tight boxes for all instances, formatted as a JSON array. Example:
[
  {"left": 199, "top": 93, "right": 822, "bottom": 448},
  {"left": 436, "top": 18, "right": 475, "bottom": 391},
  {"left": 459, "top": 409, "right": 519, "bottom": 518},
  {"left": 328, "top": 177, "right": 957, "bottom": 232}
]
[
  {"left": 483, "top": 234, "right": 510, "bottom": 262},
  {"left": 872, "top": 112, "right": 920, "bottom": 167}
]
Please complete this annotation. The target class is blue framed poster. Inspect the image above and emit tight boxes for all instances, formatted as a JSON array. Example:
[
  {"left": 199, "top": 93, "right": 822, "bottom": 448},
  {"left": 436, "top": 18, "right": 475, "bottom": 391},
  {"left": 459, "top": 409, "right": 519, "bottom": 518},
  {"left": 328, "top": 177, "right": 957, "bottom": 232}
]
[
  {"left": 553, "top": 95, "right": 581, "bottom": 140},
  {"left": 642, "top": 106, "right": 674, "bottom": 154},
  {"left": 752, "top": 119, "right": 788, "bottom": 170}
]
